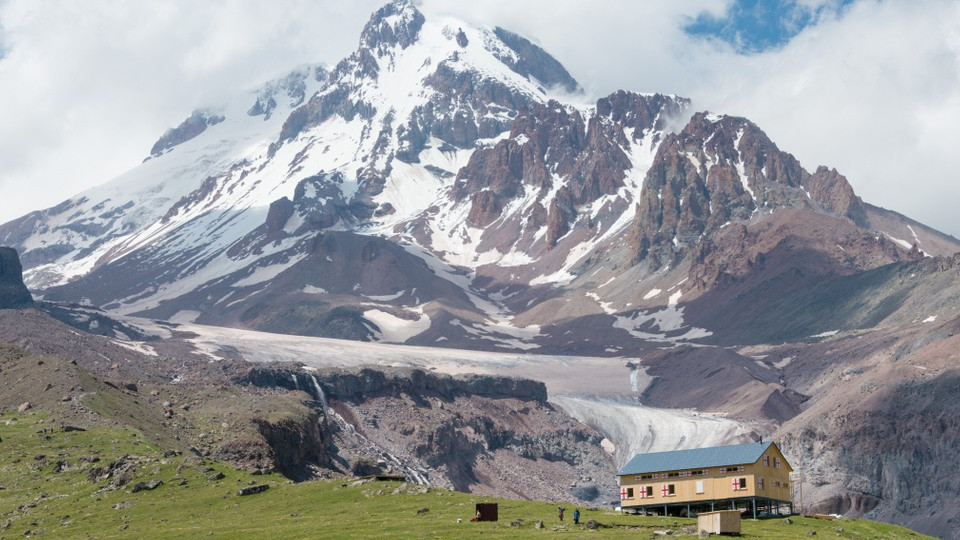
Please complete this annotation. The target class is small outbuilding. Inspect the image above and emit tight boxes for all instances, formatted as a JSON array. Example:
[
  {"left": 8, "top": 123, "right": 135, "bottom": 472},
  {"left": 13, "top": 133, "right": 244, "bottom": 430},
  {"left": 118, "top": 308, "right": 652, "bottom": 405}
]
[
  {"left": 698, "top": 510, "right": 742, "bottom": 534},
  {"left": 475, "top": 503, "right": 498, "bottom": 522}
]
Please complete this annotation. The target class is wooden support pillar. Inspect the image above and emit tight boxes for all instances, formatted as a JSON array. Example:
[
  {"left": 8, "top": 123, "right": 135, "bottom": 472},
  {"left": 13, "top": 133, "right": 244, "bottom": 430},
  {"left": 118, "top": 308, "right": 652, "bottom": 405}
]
[
  {"left": 752, "top": 498, "right": 757, "bottom": 519},
  {"left": 710, "top": 501, "right": 715, "bottom": 511},
  {"left": 663, "top": 505, "right": 668, "bottom": 517},
  {"left": 686, "top": 504, "right": 690, "bottom": 517}
]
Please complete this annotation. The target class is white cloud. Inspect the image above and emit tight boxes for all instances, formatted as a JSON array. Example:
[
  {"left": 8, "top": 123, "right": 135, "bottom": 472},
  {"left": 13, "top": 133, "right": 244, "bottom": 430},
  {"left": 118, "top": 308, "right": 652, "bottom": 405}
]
[
  {"left": 697, "top": 0, "right": 960, "bottom": 238},
  {"left": 1, "top": 0, "right": 958, "bottom": 238},
  {"left": 0, "top": 0, "right": 382, "bottom": 225}
]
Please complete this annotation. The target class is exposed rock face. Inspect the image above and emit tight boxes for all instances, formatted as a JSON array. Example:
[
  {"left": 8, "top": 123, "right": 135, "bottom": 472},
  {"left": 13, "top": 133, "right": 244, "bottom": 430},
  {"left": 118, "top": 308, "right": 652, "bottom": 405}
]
[
  {"left": 237, "top": 366, "right": 548, "bottom": 404},
  {"left": 253, "top": 411, "right": 329, "bottom": 478},
  {"left": 491, "top": 27, "right": 580, "bottom": 93},
  {"left": 803, "top": 166, "right": 869, "bottom": 227},
  {"left": 770, "top": 319, "right": 960, "bottom": 540},
  {"left": 628, "top": 113, "right": 807, "bottom": 267},
  {"left": 291, "top": 172, "right": 352, "bottom": 229},
  {"left": 0, "top": 247, "right": 33, "bottom": 309},
  {"left": 264, "top": 197, "right": 295, "bottom": 232},
  {"left": 248, "top": 66, "right": 322, "bottom": 120},
  {"left": 626, "top": 114, "right": 892, "bottom": 269},
  {"left": 453, "top": 92, "right": 686, "bottom": 245},
  {"left": 149, "top": 110, "right": 225, "bottom": 157},
  {"left": 361, "top": 0, "right": 425, "bottom": 54},
  {"left": 234, "top": 365, "right": 611, "bottom": 503}
]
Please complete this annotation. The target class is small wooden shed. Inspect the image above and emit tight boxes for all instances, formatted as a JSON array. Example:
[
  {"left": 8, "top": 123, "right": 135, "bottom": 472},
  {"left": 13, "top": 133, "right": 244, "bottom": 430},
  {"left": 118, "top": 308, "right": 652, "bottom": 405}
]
[
  {"left": 475, "top": 503, "right": 498, "bottom": 522},
  {"left": 697, "top": 510, "right": 741, "bottom": 534}
]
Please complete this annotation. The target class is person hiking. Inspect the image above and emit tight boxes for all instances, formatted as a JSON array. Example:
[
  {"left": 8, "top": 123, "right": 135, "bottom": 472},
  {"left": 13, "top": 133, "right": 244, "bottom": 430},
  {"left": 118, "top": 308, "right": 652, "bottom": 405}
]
[
  {"left": 558, "top": 506, "right": 565, "bottom": 521},
  {"left": 573, "top": 508, "right": 580, "bottom": 525}
]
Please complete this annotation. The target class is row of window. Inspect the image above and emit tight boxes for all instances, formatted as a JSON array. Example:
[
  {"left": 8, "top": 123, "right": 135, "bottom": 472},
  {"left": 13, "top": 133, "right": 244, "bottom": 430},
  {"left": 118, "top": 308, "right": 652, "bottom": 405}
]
[
  {"left": 752, "top": 478, "right": 789, "bottom": 490},
  {"left": 631, "top": 457, "right": 783, "bottom": 484},
  {"left": 621, "top": 477, "right": 790, "bottom": 500},
  {"left": 762, "top": 455, "right": 783, "bottom": 468},
  {"left": 621, "top": 484, "right": 675, "bottom": 500},
  {"left": 635, "top": 468, "right": 728, "bottom": 481}
]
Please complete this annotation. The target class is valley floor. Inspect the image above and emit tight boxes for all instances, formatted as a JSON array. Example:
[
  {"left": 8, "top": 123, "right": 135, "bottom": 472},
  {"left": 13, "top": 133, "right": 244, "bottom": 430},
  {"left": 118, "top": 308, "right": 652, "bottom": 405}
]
[{"left": 0, "top": 412, "right": 929, "bottom": 539}]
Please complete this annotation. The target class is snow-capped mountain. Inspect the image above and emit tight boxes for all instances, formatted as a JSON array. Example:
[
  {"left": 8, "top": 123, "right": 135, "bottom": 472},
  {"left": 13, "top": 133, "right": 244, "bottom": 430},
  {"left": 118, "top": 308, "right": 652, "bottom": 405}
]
[{"left": 2, "top": 0, "right": 958, "bottom": 353}]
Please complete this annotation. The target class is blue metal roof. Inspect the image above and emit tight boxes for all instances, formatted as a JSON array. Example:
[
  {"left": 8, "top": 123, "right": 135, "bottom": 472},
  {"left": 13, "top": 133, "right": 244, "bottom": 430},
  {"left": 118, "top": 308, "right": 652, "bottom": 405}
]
[{"left": 618, "top": 442, "right": 774, "bottom": 476}]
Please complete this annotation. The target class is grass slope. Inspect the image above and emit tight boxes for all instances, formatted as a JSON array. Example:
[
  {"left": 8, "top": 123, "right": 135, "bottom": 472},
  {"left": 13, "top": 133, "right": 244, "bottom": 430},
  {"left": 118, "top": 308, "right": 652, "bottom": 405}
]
[{"left": 0, "top": 412, "right": 930, "bottom": 539}]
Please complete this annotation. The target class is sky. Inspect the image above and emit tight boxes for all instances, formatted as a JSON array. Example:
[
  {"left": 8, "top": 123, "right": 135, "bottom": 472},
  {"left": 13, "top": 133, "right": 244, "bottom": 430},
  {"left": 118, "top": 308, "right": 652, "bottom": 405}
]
[{"left": 0, "top": 0, "right": 958, "bottom": 237}]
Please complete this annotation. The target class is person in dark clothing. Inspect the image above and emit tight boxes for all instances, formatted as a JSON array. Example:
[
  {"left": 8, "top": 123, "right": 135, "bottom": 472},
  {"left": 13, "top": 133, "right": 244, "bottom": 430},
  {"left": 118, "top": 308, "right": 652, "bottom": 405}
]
[
  {"left": 558, "top": 506, "right": 565, "bottom": 521},
  {"left": 573, "top": 508, "right": 580, "bottom": 525}
]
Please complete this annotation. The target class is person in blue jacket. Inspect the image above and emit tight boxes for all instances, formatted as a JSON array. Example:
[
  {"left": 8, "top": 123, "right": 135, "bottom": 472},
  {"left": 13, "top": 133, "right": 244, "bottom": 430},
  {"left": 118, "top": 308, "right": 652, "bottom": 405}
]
[{"left": 573, "top": 508, "right": 580, "bottom": 525}]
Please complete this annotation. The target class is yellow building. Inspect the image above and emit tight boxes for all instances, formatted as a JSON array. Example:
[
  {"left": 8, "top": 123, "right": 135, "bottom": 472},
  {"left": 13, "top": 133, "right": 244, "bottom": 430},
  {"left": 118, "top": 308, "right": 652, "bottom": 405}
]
[{"left": 617, "top": 441, "right": 793, "bottom": 518}]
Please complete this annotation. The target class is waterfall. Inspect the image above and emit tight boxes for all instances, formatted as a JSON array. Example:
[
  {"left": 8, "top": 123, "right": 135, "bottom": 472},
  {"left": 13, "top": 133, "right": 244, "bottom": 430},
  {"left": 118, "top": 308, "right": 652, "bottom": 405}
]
[
  {"left": 290, "top": 373, "right": 300, "bottom": 389},
  {"left": 308, "top": 374, "right": 330, "bottom": 413}
]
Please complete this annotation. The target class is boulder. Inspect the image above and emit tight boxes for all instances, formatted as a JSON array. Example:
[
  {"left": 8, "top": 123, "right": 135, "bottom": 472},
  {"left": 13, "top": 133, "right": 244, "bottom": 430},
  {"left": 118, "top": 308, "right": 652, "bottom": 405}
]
[
  {"left": 237, "top": 484, "right": 270, "bottom": 496},
  {"left": 131, "top": 479, "right": 163, "bottom": 493}
]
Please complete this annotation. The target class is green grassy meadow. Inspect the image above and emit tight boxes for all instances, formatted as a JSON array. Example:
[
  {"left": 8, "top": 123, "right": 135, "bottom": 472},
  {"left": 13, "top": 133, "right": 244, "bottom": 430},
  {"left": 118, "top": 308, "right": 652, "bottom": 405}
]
[{"left": 0, "top": 412, "right": 930, "bottom": 539}]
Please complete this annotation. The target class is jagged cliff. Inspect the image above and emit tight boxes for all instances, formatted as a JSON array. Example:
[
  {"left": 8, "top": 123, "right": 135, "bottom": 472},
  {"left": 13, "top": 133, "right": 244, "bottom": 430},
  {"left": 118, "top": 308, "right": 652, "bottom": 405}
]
[
  {"left": 236, "top": 365, "right": 614, "bottom": 503},
  {"left": 0, "top": 247, "right": 33, "bottom": 309}
]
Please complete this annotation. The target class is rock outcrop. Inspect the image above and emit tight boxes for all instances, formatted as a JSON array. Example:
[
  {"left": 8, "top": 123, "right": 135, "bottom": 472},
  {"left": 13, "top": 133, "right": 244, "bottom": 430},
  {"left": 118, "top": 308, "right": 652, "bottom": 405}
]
[
  {"left": 237, "top": 366, "right": 548, "bottom": 405},
  {"left": 149, "top": 110, "right": 225, "bottom": 157},
  {"left": 234, "top": 365, "right": 611, "bottom": 503},
  {"left": 0, "top": 247, "right": 33, "bottom": 309}
]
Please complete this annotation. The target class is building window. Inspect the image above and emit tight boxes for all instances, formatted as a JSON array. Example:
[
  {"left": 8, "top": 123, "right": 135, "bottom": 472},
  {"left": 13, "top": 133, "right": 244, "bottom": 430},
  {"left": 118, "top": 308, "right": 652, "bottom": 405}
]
[
  {"left": 636, "top": 474, "right": 654, "bottom": 481},
  {"left": 696, "top": 480, "right": 704, "bottom": 494},
  {"left": 775, "top": 457, "right": 782, "bottom": 469},
  {"left": 732, "top": 478, "right": 746, "bottom": 490},
  {"left": 661, "top": 484, "right": 675, "bottom": 497},
  {"left": 720, "top": 466, "right": 746, "bottom": 473},
  {"left": 643, "top": 486, "right": 653, "bottom": 498},
  {"left": 758, "top": 478, "right": 764, "bottom": 490},
  {"left": 621, "top": 487, "right": 635, "bottom": 500},
  {"left": 763, "top": 456, "right": 769, "bottom": 466}
]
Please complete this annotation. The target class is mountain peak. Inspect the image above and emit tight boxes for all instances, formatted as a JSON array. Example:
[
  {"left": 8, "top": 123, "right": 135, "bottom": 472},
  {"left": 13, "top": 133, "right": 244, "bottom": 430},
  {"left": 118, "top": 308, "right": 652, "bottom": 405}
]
[{"left": 360, "top": 0, "right": 426, "bottom": 54}]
